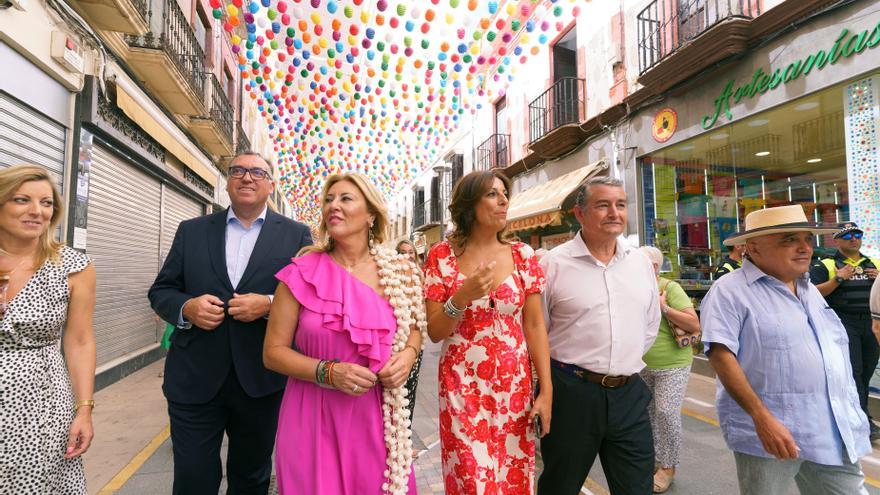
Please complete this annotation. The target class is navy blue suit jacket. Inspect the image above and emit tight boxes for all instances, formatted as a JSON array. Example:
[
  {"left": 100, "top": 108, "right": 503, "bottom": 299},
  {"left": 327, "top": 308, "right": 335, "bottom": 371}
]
[{"left": 148, "top": 208, "right": 312, "bottom": 404}]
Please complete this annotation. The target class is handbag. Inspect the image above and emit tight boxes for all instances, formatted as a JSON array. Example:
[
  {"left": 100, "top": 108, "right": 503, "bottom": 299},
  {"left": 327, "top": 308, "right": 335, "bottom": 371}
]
[{"left": 660, "top": 279, "right": 701, "bottom": 349}]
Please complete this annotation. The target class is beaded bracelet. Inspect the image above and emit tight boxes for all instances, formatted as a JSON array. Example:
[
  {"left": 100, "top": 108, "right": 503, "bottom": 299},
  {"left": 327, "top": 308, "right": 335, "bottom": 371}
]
[
  {"left": 315, "top": 359, "right": 327, "bottom": 385},
  {"left": 326, "top": 361, "right": 337, "bottom": 388}
]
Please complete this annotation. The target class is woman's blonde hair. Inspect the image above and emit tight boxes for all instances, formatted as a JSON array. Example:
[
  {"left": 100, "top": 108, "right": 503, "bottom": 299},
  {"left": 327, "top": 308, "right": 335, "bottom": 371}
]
[
  {"left": 0, "top": 165, "right": 65, "bottom": 266},
  {"left": 300, "top": 173, "right": 389, "bottom": 255}
]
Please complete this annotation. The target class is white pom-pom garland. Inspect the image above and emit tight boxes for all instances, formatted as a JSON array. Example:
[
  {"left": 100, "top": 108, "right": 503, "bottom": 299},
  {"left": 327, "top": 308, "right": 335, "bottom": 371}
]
[{"left": 372, "top": 246, "right": 427, "bottom": 495}]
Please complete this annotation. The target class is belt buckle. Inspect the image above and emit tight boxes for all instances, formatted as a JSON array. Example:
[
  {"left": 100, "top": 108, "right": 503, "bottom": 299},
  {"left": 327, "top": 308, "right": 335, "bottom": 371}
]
[{"left": 601, "top": 375, "right": 613, "bottom": 388}]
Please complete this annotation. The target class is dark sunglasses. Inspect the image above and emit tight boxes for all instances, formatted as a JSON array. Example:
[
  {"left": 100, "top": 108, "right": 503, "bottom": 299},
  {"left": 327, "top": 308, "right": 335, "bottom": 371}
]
[
  {"left": 838, "top": 232, "right": 863, "bottom": 240},
  {"left": 228, "top": 166, "right": 271, "bottom": 181}
]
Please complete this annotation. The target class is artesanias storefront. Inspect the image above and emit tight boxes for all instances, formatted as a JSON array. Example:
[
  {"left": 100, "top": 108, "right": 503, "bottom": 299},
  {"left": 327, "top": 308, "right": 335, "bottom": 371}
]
[{"left": 631, "top": 2, "right": 880, "bottom": 300}]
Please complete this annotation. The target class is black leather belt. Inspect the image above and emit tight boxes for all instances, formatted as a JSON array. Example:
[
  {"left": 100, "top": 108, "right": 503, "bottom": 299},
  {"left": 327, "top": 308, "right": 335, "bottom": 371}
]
[{"left": 551, "top": 359, "right": 633, "bottom": 388}]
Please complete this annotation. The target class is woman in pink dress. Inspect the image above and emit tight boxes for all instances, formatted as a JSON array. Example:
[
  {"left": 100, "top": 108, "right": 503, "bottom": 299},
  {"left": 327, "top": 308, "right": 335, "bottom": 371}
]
[
  {"left": 264, "top": 173, "right": 423, "bottom": 494},
  {"left": 424, "top": 170, "right": 552, "bottom": 495}
]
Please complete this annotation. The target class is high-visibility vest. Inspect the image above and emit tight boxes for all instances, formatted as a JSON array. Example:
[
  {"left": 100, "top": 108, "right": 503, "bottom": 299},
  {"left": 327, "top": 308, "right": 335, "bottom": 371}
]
[
  {"left": 818, "top": 254, "right": 879, "bottom": 314},
  {"left": 713, "top": 256, "right": 742, "bottom": 279}
]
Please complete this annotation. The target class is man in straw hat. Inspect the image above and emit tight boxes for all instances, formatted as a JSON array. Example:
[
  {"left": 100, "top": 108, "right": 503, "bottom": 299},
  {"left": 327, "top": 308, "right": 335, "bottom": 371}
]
[
  {"left": 810, "top": 222, "right": 880, "bottom": 441},
  {"left": 700, "top": 205, "right": 870, "bottom": 494}
]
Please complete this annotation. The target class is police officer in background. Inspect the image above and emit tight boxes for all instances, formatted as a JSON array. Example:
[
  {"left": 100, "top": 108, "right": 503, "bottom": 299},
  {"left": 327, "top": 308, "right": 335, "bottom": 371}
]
[
  {"left": 713, "top": 244, "right": 745, "bottom": 279},
  {"left": 811, "top": 222, "right": 880, "bottom": 441}
]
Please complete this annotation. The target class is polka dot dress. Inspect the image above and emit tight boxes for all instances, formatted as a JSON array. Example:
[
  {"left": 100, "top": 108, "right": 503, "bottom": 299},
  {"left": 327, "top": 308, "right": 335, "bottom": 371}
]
[{"left": 0, "top": 246, "right": 90, "bottom": 494}]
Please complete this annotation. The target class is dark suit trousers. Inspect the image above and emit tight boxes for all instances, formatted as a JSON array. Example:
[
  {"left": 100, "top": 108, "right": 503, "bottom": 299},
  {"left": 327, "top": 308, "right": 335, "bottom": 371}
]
[
  {"left": 168, "top": 369, "right": 283, "bottom": 495},
  {"left": 537, "top": 366, "right": 654, "bottom": 495},
  {"left": 840, "top": 314, "right": 879, "bottom": 422}
]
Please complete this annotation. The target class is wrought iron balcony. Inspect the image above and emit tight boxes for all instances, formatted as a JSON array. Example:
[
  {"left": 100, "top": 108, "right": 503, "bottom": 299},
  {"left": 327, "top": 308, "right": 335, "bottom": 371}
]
[
  {"left": 189, "top": 73, "right": 234, "bottom": 156},
  {"left": 123, "top": 0, "right": 206, "bottom": 112},
  {"left": 411, "top": 199, "right": 444, "bottom": 231},
  {"left": 475, "top": 133, "right": 510, "bottom": 171},
  {"left": 412, "top": 200, "right": 427, "bottom": 231},
  {"left": 207, "top": 74, "right": 234, "bottom": 144},
  {"left": 236, "top": 122, "right": 251, "bottom": 154},
  {"left": 528, "top": 77, "right": 585, "bottom": 144},
  {"left": 637, "top": 0, "right": 761, "bottom": 75},
  {"left": 70, "top": 0, "right": 150, "bottom": 35}
]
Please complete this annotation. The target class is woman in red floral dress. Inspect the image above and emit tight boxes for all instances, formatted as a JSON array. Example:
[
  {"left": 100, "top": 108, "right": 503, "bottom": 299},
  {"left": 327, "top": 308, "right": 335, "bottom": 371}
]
[{"left": 424, "top": 170, "right": 552, "bottom": 495}]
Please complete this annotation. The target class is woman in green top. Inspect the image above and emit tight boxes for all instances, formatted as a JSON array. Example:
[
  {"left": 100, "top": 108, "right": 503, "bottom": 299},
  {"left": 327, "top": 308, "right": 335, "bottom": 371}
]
[{"left": 638, "top": 246, "right": 701, "bottom": 494}]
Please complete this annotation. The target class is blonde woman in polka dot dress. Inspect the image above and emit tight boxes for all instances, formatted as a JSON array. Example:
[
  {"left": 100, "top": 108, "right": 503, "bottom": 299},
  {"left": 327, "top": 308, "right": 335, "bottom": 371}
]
[{"left": 0, "top": 165, "right": 96, "bottom": 494}]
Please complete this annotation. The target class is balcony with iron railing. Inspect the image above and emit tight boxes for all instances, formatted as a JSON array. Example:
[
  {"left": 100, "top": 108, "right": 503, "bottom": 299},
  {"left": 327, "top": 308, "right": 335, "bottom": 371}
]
[
  {"left": 411, "top": 199, "right": 445, "bottom": 231},
  {"left": 475, "top": 134, "right": 510, "bottom": 171},
  {"left": 528, "top": 77, "right": 585, "bottom": 144},
  {"left": 637, "top": 0, "right": 761, "bottom": 76},
  {"left": 122, "top": 0, "right": 207, "bottom": 115},
  {"left": 69, "top": 0, "right": 150, "bottom": 35},
  {"left": 236, "top": 122, "right": 251, "bottom": 154},
  {"left": 189, "top": 73, "right": 235, "bottom": 156}
]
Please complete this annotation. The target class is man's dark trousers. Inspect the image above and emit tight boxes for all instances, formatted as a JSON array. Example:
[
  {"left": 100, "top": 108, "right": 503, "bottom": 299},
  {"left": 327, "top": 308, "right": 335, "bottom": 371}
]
[
  {"left": 149, "top": 209, "right": 312, "bottom": 494},
  {"left": 537, "top": 366, "right": 654, "bottom": 495},
  {"left": 840, "top": 314, "right": 879, "bottom": 422}
]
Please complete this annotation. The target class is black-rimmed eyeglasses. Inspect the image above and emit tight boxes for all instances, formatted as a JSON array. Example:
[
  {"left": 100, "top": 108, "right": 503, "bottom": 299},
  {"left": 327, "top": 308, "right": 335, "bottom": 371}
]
[{"left": 229, "top": 166, "right": 271, "bottom": 181}]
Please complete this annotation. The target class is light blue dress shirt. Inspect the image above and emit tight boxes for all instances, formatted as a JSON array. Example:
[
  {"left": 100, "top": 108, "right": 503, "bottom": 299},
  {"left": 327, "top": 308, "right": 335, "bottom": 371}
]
[
  {"left": 177, "top": 207, "right": 268, "bottom": 327},
  {"left": 701, "top": 259, "right": 870, "bottom": 466},
  {"left": 225, "top": 206, "right": 267, "bottom": 288}
]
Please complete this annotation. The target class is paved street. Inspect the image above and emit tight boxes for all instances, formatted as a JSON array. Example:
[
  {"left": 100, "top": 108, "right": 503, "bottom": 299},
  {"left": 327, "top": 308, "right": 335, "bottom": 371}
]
[{"left": 87, "top": 342, "right": 880, "bottom": 494}]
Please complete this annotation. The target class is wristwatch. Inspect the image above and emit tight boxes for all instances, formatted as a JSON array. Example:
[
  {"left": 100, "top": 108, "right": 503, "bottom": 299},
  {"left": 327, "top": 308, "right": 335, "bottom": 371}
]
[{"left": 834, "top": 275, "right": 845, "bottom": 283}]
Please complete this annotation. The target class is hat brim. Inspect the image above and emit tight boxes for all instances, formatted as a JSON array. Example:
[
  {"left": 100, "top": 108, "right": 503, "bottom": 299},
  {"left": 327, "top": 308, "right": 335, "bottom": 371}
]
[{"left": 723, "top": 223, "right": 839, "bottom": 246}]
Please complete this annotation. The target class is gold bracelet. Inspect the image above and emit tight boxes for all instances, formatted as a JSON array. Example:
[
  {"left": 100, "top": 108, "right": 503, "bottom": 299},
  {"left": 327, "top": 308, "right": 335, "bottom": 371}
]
[
  {"left": 404, "top": 344, "right": 420, "bottom": 358},
  {"left": 74, "top": 399, "right": 95, "bottom": 412}
]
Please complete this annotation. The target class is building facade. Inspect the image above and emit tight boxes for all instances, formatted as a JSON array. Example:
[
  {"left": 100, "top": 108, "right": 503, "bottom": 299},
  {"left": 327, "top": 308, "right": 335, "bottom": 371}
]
[
  {"left": 393, "top": 0, "right": 879, "bottom": 306},
  {"left": 1, "top": 0, "right": 287, "bottom": 386}
]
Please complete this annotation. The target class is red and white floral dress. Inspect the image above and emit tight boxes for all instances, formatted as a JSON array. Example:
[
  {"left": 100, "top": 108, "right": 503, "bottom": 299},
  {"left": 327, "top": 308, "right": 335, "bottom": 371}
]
[{"left": 424, "top": 241, "right": 546, "bottom": 495}]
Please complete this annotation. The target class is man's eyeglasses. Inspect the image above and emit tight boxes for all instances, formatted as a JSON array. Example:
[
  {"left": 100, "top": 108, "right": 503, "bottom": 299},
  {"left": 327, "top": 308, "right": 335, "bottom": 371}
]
[
  {"left": 228, "top": 166, "right": 271, "bottom": 181},
  {"left": 839, "top": 232, "right": 863, "bottom": 240}
]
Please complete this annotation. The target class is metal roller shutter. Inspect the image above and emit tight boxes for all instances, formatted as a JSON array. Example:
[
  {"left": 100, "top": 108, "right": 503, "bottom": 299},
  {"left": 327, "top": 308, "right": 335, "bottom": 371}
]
[
  {"left": 160, "top": 184, "right": 205, "bottom": 265},
  {"left": 88, "top": 144, "right": 162, "bottom": 366},
  {"left": 0, "top": 91, "right": 66, "bottom": 189}
]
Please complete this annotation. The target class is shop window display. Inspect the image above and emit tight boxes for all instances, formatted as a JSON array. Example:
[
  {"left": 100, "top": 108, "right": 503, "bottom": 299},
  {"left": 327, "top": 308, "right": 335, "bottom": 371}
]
[{"left": 640, "top": 82, "right": 854, "bottom": 295}]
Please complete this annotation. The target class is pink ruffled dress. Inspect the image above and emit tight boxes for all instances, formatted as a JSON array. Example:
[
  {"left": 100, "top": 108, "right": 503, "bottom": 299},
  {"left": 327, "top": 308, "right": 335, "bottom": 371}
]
[{"left": 274, "top": 251, "right": 417, "bottom": 495}]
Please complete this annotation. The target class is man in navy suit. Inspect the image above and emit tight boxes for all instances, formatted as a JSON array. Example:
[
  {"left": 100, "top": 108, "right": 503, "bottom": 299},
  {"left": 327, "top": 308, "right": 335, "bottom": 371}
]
[{"left": 149, "top": 151, "right": 312, "bottom": 494}]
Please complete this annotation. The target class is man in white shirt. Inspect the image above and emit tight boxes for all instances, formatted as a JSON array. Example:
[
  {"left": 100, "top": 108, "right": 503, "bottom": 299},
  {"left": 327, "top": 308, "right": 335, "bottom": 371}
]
[{"left": 537, "top": 176, "right": 660, "bottom": 495}]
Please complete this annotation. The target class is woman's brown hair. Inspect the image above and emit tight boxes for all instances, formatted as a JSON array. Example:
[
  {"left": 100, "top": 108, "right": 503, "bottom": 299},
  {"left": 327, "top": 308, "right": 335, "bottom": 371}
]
[{"left": 446, "top": 169, "right": 512, "bottom": 251}]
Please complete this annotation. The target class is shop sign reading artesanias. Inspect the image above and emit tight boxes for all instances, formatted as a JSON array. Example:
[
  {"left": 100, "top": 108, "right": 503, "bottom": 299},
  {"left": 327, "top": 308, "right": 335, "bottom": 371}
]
[{"left": 701, "top": 21, "right": 880, "bottom": 129}]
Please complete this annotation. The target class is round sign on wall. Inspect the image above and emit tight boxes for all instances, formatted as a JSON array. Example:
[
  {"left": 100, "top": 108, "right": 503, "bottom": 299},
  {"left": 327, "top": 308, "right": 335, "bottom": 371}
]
[{"left": 652, "top": 107, "right": 678, "bottom": 143}]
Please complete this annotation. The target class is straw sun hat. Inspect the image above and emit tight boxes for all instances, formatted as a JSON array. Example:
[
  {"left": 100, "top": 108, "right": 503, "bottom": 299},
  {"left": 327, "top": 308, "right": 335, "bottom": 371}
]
[{"left": 723, "top": 204, "right": 838, "bottom": 246}]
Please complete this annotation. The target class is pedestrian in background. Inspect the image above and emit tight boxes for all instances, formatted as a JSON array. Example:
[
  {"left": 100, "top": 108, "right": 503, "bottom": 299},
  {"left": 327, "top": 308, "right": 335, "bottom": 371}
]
[
  {"left": 148, "top": 152, "right": 312, "bottom": 494},
  {"left": 872, "top": 276, "right": 880, "bottom": 343},
  {"left": 425, "top": 170, "right": 552, "bottom": 495},
  {"left": 703, "top": 205, "right": 870, "bottom": 494},
  {"left": 0, "top": 165, "right": 96, "bottom": 494},
  {"left": 713, "top": 243, "right": 746, "bottom": 279},
  {"left": 810, "top": 222, "right": 880, "bottom": 441},
  {"left": 537, "top": 176, "right": 660, "bottom": 495},
  {"left": 264, "top": 173, "right": 422, "bottom": 494},
  {"left": 397, "top": 238, "right": 424, "bottom": 437},
  {"left": 639, "top": 245, "right": 701, "bottom": 493}
]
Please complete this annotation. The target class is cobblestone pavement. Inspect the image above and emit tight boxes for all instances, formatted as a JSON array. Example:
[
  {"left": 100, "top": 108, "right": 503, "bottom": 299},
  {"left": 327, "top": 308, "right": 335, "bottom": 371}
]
[{"left": 411, "top": 340, "right": 444, "bottom": 494}]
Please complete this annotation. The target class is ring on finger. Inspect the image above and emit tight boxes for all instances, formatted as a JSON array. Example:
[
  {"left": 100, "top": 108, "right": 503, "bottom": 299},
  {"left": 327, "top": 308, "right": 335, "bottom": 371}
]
[{"left": 352, "top": 384, "right": 359, "bottom": 393}]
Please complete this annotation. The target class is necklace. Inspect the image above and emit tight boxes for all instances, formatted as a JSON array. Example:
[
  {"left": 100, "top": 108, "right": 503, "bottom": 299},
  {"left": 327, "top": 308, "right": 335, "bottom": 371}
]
[
  {"left": 331, "top": 251, "right": 372, "bottom": 272},
  {"left": 0, "top": 257, "right": 30, "bottom": 317},
  {"left": 0, "top": 256, "right": 29, "bottom": 275}
]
